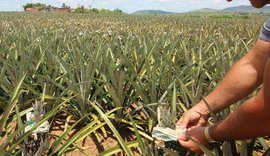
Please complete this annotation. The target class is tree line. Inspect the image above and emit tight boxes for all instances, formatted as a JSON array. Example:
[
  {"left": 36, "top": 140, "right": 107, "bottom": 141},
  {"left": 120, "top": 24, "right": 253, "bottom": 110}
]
[
  {"left": 23, "top": 3, "right": 124, "bottom": 14},
  {"left": 75, "top": 5, "right": 123, "bottom": 14}
]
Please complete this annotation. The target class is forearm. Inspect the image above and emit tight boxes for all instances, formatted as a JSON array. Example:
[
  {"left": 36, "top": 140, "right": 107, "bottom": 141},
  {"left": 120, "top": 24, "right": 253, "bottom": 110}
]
[
  {"left": 209, "top": 58, "right": 270, "bottom": 142},
  {"left": 199, "top": 39, "right": 268, "bottom": 113},
  {"left": 201, "top": 56, "right": 261, "bottom": 112},
  {"left": 210, "top": 90, "right": 270, "bottom": 141}
]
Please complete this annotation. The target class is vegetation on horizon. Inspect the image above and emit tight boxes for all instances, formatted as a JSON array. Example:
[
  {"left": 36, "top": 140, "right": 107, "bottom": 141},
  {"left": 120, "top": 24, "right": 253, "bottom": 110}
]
[
  {"left": 74, "top": 6, "right": 123, "bottom": 14},
  {"left": 23, "top": 2, "right": 123, "bottom": 14},
  {"left": 23, "top": 3, "right": 47, "bottom": 11}
]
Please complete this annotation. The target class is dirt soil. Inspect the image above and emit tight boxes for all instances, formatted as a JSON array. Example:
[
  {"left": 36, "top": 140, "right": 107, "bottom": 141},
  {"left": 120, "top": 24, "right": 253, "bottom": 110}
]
[
  {"left": 0, "top": 116, "right": 140, "bottom": 156},
  {"left": 50, "top": 115, "right": 140, "bottom": 156}
]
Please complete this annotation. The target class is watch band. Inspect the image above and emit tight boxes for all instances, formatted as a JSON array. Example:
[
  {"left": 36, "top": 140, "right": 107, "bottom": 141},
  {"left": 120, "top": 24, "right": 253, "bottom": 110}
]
[
  {"left": 204, "top": 126, "right": 223, "bottom": 147},
  {"left": 204, "top": 126, "right": 215, "bottom": 143}
]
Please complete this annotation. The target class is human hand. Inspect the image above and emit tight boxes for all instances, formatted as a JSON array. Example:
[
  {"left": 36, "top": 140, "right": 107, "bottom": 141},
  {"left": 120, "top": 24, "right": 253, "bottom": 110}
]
[
  {"left": 176, "top": 103, "right": 210, "bottom": 140},
  {"left": 178, "top": 126, "right": 210, "bottom": 153}
]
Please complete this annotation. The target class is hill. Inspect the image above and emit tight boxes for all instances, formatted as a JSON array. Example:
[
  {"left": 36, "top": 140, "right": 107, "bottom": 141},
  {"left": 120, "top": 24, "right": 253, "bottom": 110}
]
[
  {"left": 192, "top": 5, "right": 270, "bottom": 13},
  {"left": 133, "top": 10, "right": 175, "bottom": 15},
  {"left": 133, "top": 5, "right": 270, "bottom": 15},
  {"left": 221, "top": 5, "right": 270, "bottom": 13},
  {"left": 192, "top": 8, "right": 219, "bottom": 13}
]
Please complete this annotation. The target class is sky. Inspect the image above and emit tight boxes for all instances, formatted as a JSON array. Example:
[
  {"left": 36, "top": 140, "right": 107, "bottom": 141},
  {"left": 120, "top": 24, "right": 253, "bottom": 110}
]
[{"left": 1, "top": 0, "right": 251, "bottom": 13}]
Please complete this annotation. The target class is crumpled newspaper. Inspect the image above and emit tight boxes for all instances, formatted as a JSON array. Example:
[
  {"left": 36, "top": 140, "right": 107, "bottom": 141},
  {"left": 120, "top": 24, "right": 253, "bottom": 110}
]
[
  {"left": 152, "top": 126, "right": 186, "bottom": 142},
  {"left": 25, "top": 111, "right": 50, "bottom": 140}
]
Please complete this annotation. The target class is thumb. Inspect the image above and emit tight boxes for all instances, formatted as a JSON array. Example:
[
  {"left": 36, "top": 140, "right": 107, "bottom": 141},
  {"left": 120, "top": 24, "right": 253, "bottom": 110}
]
[
  {"left": 179, "top": 133, "right": 188, "bottom": 141},
  {"left": 177, "top": 115, "right": 189, "bottom": 129}
]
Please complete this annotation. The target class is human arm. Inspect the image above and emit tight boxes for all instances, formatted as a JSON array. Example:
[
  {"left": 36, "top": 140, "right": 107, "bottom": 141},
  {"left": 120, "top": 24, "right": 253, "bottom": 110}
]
[
  {"left": 178, "top": 40, "right": 270, "bottom": 153},
  {"left": 177, "top": 39, "right": 269, "bottom": 129},
  {"left": 210, "top": 56, "right": 270, "bottom": 141}
]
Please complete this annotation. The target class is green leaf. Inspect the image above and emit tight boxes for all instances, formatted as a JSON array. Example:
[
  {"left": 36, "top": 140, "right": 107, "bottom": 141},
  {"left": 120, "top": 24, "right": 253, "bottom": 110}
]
[
  {"left": 189, "top": 137, "right": 215, "bottom": 156},
  {"left": 55, "top": 116, "right": 102, "bottom": 155},
  {"left": 6, "top": 95, "right": 74, "bottom": 152},
  {"left": 202, "top": 97, "right": 219, "bottom": 123},
  {"left": 128, "top": 113, "right": 145, "bottom": 154},
  {"left": 89, "top": 100, "right": 133, "bottom": 156},
  {"left": 0, "top": 72, "right": 27, "bottom": 135},
  {"left": 48, "top": 115, "right": 86, "bottom": 155},
  {"left": 98, "top": 141, "right": 138, "bottom": 156},
  {"left": 171, "top": 82, "right": 177, "bottom": 124}
]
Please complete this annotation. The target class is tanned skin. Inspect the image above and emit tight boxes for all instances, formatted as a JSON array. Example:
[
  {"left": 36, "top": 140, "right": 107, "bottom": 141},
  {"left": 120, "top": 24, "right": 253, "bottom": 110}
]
[{"left": 176, "top": 0, "right": 270, "bottom": 153}]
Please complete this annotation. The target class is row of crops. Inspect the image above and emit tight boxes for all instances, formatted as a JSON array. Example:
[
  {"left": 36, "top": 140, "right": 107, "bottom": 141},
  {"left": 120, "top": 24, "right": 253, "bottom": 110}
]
[{"left": 0, "top": 12, "right": 268, "bottom": 155}]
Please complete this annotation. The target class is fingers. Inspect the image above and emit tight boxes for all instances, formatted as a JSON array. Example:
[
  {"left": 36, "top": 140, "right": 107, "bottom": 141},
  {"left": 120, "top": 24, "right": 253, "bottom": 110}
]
[
  {"left": 178, "top": 139, "right": 189, "bottom": 148},
  {"left": 179, "top": 127, "right": 209, "bottom": 154},
  {"left": 177, "top": 117, "right": 188, "bottom": 141},
  {"left": 179, "top": 133, "right": 188, "bottom": 141},
  {"left": 179, "top": 138, "right": 203, "bottom": 154},
  {"left": 176, "top": 114, "right": 189, "bottom": 129}
]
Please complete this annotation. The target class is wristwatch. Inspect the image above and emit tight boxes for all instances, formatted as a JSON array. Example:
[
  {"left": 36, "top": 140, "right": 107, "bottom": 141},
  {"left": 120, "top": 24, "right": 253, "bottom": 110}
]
[{"left": 204, "top": 126, "right": 223, "bottom": 147}]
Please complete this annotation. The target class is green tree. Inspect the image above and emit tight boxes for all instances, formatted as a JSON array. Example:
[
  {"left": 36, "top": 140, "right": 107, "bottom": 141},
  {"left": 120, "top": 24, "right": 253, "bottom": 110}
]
[
  {"left": 23, "top": 3, "right": 33, "bottom": 10},
  {"left": 91, "top": 8, "right": 99, "bottom": 13},
  {"left": 62, "top": 3, "right": 70, "bottom": 8},
  {"left": 23, "top": 3, "right": 46, "bottom": 11},
  {"left": 62, "top": 3, "right": 66, "bottom": 8},
  {"left": 75, "top": 5, "right": 86, "bottom": 13},
  {"left": 113, "top": 8, "right": 123, "bottom": 14},
  {"left": 99, "top": 8, "right": 110, "bottom": 13}
]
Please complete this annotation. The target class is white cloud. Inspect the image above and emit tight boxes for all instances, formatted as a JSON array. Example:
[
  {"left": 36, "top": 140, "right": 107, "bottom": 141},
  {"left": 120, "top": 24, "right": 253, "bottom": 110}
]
[{"left": 214, "top": 0, "right": 223, "bottom": 4}]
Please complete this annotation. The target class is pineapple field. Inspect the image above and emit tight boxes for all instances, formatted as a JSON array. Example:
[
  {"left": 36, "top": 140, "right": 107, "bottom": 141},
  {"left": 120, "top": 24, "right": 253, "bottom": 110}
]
[{"left": 0, "top": 12, "right": 269, "bottom": 155}]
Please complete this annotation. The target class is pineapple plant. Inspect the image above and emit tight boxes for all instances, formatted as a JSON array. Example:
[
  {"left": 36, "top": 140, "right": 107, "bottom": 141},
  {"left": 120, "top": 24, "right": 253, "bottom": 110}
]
[
  {"left": 144, "top": 105, "right": 190, "bottom": 156},
  {"left": 21, "top": 100, "right": 50, "bottom": 156}
]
